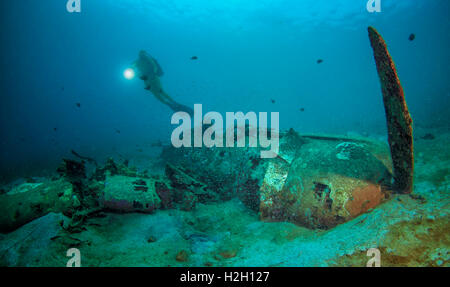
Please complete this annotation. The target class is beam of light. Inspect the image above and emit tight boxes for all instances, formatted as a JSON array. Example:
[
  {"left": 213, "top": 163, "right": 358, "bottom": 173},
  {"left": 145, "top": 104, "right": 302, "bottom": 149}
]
[{"left": 123, "top": 68, "right": 135, "bottom": 80}]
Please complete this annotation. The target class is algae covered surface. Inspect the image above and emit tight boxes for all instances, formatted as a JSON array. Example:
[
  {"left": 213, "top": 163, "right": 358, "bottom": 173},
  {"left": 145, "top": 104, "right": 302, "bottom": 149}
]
[{"left": 0, "top": 128, "right": 448, "bottom": 267}]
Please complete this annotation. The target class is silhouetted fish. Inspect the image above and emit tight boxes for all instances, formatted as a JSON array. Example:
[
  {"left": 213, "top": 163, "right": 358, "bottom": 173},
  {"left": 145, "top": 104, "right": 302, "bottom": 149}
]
[
  {"left": 191, "top": 56, "right": 198, "bottom": 60},
  {"left": 53, "top": 128, "right": 57, "bottom": 132},
  {"left": 299, "top": 108, "right": 305, "bottom": 112},
  {"left": 317, "top": 59, "right": 323, "bottom": 64},
  {"left": 76, "top": 103, "right": 81, "bottom": 108},
  {"left": 271, "top": 99, "right": 276, "bottom": 104},
  {"left": 421, "top": 133, "right": 435, "bottom": 140},
  {"left": 115, "top": 129, "right": 121, "bottom": 134},
  {"left": 409, "top": 33, "right": 415, "bottom": 41}
]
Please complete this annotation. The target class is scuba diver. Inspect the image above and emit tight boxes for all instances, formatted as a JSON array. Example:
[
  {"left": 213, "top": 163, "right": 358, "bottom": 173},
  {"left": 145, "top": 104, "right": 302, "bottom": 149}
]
[{"left": 133, "top": 50, "right": 194, "bottom": 116}]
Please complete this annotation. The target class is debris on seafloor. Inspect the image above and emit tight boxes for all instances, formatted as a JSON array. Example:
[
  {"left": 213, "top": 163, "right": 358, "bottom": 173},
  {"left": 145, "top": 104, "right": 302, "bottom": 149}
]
[
  {"left": 57, "top": 159, "right": 87, "bottom": 187},
  {"left": 56, "top": 159, "right": 103, "bottom": 231},
  {"left": 368, "top": 26, "right": 414, "bottom": 194},
  {"left": 0, "top": 179, "right": 76, "bottom": 233},
  {"left": 258, "top": 133, "right": 393, "bottom": 229},
  {"left": 164, "top": 163, "right": 219, "bottom": 211},
  {"left": 0, "top": 156, "right": 102, "bottom": 233},
  {"left": 161, "top": 127, "right": 393, "bottom": 229},
  {"left": 0, "top": 155, "right": 158, "bottom": 234},
  {"left": 93, "top": 157, "right": 139, "bottom": 180},
  {"left": 100, "top": 175, "right": 161, "bottom": 213}
]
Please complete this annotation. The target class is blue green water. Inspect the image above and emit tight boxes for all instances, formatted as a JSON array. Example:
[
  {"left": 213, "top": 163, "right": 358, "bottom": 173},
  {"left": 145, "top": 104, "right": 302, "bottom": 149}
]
[{"left": 0, "top": 0, "right": 449, "bottom": 181}]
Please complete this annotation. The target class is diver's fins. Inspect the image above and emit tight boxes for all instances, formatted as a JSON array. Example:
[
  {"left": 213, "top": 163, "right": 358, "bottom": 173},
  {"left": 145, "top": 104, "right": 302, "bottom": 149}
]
[{"left": 168, "top": 102, "right": 194, "bottom": 116}]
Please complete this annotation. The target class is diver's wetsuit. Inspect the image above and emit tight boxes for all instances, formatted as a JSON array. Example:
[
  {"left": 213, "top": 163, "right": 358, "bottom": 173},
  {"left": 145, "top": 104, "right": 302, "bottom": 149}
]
[{"left": 134, "top": 51, "right": 194, "bottom": 116}]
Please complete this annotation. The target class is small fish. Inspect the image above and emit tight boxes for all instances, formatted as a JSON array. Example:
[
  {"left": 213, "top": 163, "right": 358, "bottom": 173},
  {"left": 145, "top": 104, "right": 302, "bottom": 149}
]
[
  {"left": 53, "top": 128, "right": 57, "bottom": 132},
  {"left": 299, "top": 108, "right": 305, "bottom": 112},
  {"left": 191, "top": 56, "right": 198, "bottom": 60},
  {"left": 115, "top": 129, "right": 121, "bottom": 134},
  {"left": 421, "top": 133, "right": 435, "bottom": 140},
  {"left": 408, "top": 33, "right": 415, "bottom": 41},
  {"left": 317, "top": 59, "right": 323, "bottom": 64},
  {"left": 270, "top": 99, "right": 276, "bottom": 104},
  {"left": 76, "top": 103, "right": 81, "bottom": 108}
]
